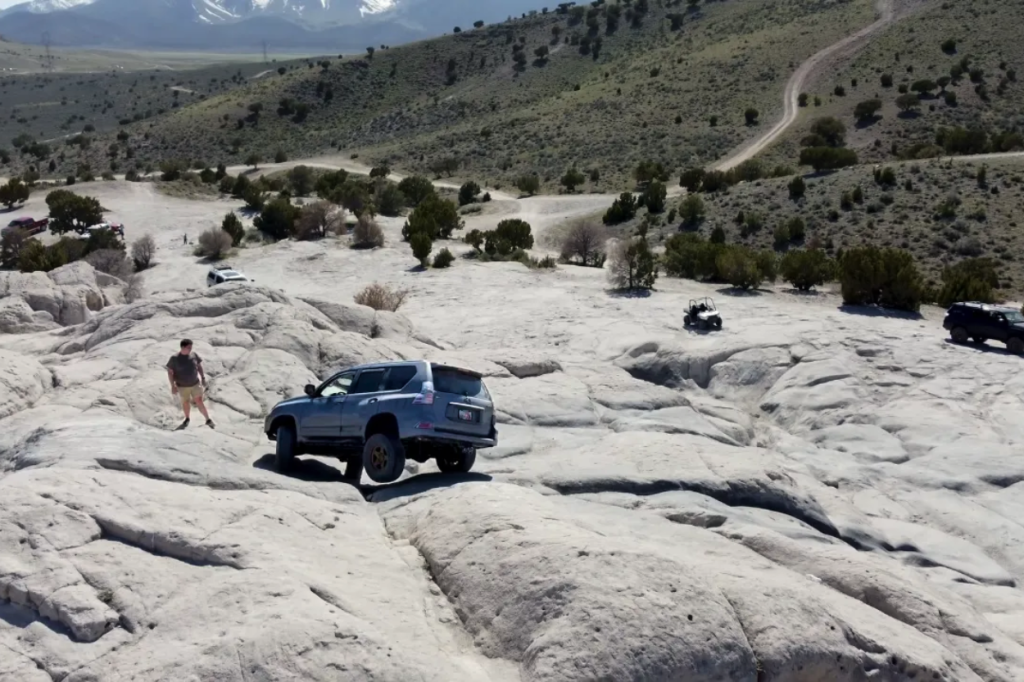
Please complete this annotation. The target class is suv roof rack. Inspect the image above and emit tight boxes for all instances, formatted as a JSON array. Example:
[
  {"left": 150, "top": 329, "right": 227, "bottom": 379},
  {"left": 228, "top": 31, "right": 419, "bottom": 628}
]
[{"left": 213, "top": 265, "right": 235, "bottom": 271}]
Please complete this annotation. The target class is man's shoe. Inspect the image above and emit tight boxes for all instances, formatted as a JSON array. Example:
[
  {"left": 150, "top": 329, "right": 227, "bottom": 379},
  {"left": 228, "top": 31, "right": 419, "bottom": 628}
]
[
  {"left": 206, "top": 419, "right": 215, "bottom": 429},
  {"left": 176, "top": 418, "right": 190, "bottom": 430}
]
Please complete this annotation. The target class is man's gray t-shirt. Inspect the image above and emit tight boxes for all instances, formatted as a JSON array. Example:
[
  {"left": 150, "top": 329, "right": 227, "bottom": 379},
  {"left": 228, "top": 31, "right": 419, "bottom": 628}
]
[{"left": 167, "top": 353, "right": 202, "bottom": 387}]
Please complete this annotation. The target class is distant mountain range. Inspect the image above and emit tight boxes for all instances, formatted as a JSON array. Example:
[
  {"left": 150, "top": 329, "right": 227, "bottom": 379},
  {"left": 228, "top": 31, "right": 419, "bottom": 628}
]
[{"left": 0, "top": 0, "right": 544, "bottom": 52}]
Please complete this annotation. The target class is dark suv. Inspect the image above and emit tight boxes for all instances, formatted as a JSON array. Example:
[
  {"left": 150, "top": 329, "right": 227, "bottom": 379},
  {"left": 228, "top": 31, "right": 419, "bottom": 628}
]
[
  {"left": 943, "top": 302, "right": 1024, "bottom": 354},
  {"left": 264, "top": 360, "right": 497, "bottom": 483}
]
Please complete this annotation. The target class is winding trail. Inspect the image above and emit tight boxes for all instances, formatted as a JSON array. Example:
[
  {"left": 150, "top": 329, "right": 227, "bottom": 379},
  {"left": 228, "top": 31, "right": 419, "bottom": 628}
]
[{"left": 714, "top": 0, "right": 897, "bottom": 171}]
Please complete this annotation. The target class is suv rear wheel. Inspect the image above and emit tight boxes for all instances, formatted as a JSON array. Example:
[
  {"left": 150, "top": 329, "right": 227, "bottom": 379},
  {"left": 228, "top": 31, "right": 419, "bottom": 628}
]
[
  {"left": 275, "top": 424, "right": 297, "bottom": 472},
  {"left": 950, "top": 326, "right": 969, "bottom": 344},
  {"left": 437, "top": 447, "right": 476, "bottom": 474},
  {"left": 362, "top": 433, "right": 406, "bottom": 484},
  {"left": 1008, "top": 337, "right": 1024, "bottom": 355}
]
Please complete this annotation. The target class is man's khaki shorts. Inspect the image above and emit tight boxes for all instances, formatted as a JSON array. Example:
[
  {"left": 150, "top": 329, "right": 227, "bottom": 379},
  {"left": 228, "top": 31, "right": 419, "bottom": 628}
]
[{"left": 178, "top": 384, "right": 204, "bottom": 405}]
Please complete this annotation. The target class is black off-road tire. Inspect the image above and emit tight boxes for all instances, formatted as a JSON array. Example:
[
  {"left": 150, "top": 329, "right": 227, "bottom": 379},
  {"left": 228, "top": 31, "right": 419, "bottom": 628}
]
[
  {"left": 437, "top": 447, "right": 477, "bottom": 474},
  {"left": 275, "top": 424, "right": 297, "bottom": 473},
  {"left": 362, "top": 433, "right": 407, "bottom": 484},
  {"left": 950, "top": 326, "right": 969, "bottom": 344},
  {"left": 714, "top": 318, "right": 722, "bottom": 330},
  {"left": 1008, "top": 337, "right": 1024, "bottom": 355},
  {"left": 683, "top": 314, "right": 691, "bottom": 327}
]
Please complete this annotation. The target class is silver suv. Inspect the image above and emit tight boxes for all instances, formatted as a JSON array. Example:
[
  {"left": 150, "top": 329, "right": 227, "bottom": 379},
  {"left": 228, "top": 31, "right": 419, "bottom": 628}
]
[
  {"left": 207, "top": 265, "right": 250, "bottom": 287},
  {"left": 263, "top": 360, "right": 497, "bottom": 483}
]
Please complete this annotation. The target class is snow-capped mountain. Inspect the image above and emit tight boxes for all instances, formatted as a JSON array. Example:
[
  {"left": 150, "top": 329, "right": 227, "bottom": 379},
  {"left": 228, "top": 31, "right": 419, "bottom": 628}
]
[{"left": 0, "top": 0, "right": 542, "bottom": 50}]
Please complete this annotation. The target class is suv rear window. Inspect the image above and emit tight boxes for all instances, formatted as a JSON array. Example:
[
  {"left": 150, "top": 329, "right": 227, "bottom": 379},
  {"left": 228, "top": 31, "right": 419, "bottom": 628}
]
[
  {"left": 383, "top": 365, "right": 417, "bottom": 391},
  {"left": 432, "top": 367, "right": 489, "bottom": 399}
]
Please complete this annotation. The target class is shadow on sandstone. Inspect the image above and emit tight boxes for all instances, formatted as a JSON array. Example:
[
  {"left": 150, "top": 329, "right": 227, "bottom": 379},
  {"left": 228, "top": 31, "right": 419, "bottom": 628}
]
[
  {"left": 716, "top": 286, "right": 764, "bottom": 297},
  {"left": 606, "top": 288, "right": 653, "bottom": 299},
  {"left": 252, "top": 453, "right": 350, "bottom": 483},
  {"left": 838, "top": 304, "right": 923, "bottom": 320},
  {"left": 362, "top": 471, "right": 494, "bottom": 504}
]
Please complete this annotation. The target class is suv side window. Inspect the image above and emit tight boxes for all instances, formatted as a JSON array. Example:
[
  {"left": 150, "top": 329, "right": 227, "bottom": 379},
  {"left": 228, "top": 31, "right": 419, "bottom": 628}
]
[
  {"left": 320, "top": 373, "right": 354, "bottom": 398},
  {"left": 383, "top": 365, "right": 417, "bottom": 391},
  {"left": 349, "top": 370, "right": 385, "bottom": 395}
]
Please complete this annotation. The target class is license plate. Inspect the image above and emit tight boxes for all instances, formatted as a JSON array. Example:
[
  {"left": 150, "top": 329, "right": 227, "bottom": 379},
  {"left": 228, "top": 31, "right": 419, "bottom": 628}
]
[{"left": 458, "top": 409, "right": 474, "bottom": 422}]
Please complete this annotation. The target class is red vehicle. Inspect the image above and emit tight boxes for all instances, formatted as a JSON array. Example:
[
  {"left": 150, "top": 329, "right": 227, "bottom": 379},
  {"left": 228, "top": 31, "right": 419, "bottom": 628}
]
[{"left": 3, "top": 217, "right": 49, "bottom": 236}]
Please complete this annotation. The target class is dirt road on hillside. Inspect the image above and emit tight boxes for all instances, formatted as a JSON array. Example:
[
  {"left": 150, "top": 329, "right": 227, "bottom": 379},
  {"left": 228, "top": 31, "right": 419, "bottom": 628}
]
[{"left": 714, "top": 0, "right": 899, "bottom": 172}]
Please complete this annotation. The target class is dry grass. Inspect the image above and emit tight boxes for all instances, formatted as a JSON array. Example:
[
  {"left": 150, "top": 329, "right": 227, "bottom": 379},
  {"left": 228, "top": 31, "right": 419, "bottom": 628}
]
[{"left": 353, "top": 282, "right": 408, "bottom": 311}]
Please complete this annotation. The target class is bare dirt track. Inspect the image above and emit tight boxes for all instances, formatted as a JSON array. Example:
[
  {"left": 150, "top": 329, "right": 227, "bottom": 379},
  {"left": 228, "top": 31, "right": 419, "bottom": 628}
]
[{"left": 715, "top": 0, "right": 907, "bottom": 171}]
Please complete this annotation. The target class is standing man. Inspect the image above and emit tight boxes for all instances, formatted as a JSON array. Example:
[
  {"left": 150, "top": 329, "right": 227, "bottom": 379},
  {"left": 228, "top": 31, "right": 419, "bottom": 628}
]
[{"left": 166, "top": 339, "right": 215, "bottom": 429}]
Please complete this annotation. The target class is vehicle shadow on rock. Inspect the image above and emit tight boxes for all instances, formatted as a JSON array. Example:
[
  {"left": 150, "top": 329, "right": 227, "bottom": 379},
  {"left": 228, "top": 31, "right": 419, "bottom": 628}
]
[
  {"left": 716, "top": 287, "right": 763, "bottom": 297},
  {"left": 606, "top": 288, "right": 653, "bottom": 299},
  {"left": 362, "top": 471, "right": 494, "bottom": 504},
  {"left": 252, "top": 453, "right": 350, "bottom": 483},
  {"left": 942, "top": 338, "right": 1023, "bottom": 358},
  {"left": 838, "top": 304, "right": 923, "bottom": 320}
]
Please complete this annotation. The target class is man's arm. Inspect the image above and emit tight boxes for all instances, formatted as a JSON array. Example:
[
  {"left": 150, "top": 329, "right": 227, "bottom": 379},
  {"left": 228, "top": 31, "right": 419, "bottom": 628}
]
[
  {"left": 166, "top": 367, "right": 178, "bottom": 393},
  {"left": 196, "top": 356, "right": 207, "bottom": 386}
]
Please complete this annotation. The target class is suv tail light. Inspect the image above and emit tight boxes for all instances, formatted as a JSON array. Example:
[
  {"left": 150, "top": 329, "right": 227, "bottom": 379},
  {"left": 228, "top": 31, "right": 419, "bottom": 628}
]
[{"left": 412, "top": 381, "right": 435, "bottom": 405}]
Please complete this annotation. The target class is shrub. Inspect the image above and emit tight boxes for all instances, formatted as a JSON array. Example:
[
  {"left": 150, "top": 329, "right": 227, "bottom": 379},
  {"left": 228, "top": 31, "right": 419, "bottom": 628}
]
[
  {"left": 716, "top": 247, "right": 763, "bottom": 290},
  {"left": 195, "top": 228, "right": 233, "bottom": 260},
  {"left": 799, "top": 147, "right": 858, "bottom": 172},
  {"left": 287, "top": 165, "right": 315, "bottom": 196},
  {"left": 397, "top": 175, "right": 436, "bottom": 207},
  {"left": 432, "top": 248, "right": 455, "bottom": 268},
  {"left": 881, "top": 73, "right": 894, "bottom": 87},
  {"left": 403, "top": 195, "right": 463, "bottom": 241},
  {"left": 756, "top": 250, "right": 778, "bottom": 283},
  {"left": 375, "top": 182, "right": 405, "bottom": 217},
  {"left": 663, "top": 233, "right": 720, "bottom": 280},
  {"left": 781, "top": 249, "right": 835, "bottom": 290},
  {"left": 130, "top": 235, "right": 156, "bottom": 271},
  {"left": 458, "top": 181, "right": 481, "bottom": 206},
  {"left": 603, "top": 192, "right": 638, "bottom": 225},
  {"left": 678, "top": 194, "right": 705, "bottom": 227},
  {"left": 45, "top": 189, "right": 103, "bottom": 235},
  {"left": 710, "top": 226, "right": 726, "bottom": 244},
  {"left": 410, "top": 232, "right": 433, "bottom": 266},
  {"left": 0, "top": 228, "right": 29, "bottom": 269},
  {"left": 0, "top": 177, "right": 30, "bottom": 209},
  {"left": 560, "top": 167, "right": 586, "bottom": 192},
  {"left": 773, "top": 224, "right": 791, "bottom": 249},
  {"left": 744, "top": 108, "right": 759, "bottom": 125},
  {"left": 896, "top": 93, "right": 920, "bottom": 111},
  {"left": 788, "top": 175, "right": 806, "bottom": 200},
  {"left": 294, "top": 201, "right": 343, "bottom": 240},
  {"left": 679, "top": 167, "right": 705, "bottom": 192},
  {"left": 493, "top": 219, "right": 533, "bottom": 250},
  {"left": 810, "top": 117, "right": 847, "bottom": 146},
  {"left": 274, "top": 149, "right": 288, "bottom": 163},
  {"left": 254, "top": 197, "right": 300, "bottom": 241},
  {"left": 642, "top": 180, "right": 667, "bottom": 213},
  {"left": 787, "top": 217, "right": 806, "bottom": 242},
  {"left": 85, "top": 248, "right": 133, "bottom": 280},
  {"left": 561, "top": 220, "right": 607, "bottom": 267},
  {"left": 854, "top": 99, "right": 882, "bottom": 121},
  {"left": 354, "top": 282, "right": 408, "bottom": 311},
  {"left": 221, "top": 213, "right": 245, "bottom": 246},
  {"left": 608, "top": 237, "right": 657, "bottom": 290},
  {"left": 464, "top": 229, "right": 485, "bottom": 252},
  {"left": 351, "top": 213, "right": 384, "bottom": 248},
  {"left": 634, "top": 160, "right": 670, "bottom": 186},
  {"left": 515, "top": 174, "right": 540, "bottom": 196},
  {"left": 936, "top": 258, "right": 998, "bottom": 307},
  {"left": 839, "top": 246, "right": 923, "bottom": 312}
]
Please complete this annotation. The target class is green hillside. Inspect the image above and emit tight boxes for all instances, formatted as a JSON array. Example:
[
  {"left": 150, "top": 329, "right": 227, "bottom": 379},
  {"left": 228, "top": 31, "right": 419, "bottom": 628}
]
[{"left": 50, "top": 0, "right": 876, "bottom": 189}]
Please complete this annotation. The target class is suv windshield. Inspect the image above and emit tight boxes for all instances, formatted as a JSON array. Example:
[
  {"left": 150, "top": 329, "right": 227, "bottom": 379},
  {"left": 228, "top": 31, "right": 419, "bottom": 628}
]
[
  {"left": 433, "top": 367, "right": 489, "bottom": 399},
  {"left": 1004, "top": 310, "right": 1024, "bottom": 323}
]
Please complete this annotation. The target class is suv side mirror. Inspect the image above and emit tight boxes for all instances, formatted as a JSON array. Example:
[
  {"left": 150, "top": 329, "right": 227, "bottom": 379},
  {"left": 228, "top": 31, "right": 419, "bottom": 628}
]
[{"left": 304, "top": 384, "right": 316, "bottom": 397}]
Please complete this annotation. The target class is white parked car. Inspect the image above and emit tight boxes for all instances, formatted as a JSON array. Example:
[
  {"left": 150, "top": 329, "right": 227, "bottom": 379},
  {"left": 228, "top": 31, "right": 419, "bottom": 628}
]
[{"left": 207, "top": 265, "right": 250, "bottom": 287}]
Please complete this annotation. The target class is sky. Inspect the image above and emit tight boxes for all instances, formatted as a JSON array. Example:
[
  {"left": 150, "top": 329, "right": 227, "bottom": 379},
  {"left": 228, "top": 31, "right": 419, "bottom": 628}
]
[{"left": 0, "top": 0, "right": 27, "bottom": 8}]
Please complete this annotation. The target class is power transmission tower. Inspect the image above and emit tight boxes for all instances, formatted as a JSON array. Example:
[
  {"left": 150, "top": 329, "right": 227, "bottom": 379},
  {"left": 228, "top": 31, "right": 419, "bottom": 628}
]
[
  {"left": 262, "top": 40, "right": 268, "bottom": 63},
  {"left": 41, "top": 32, "right": 53, "bottom": 72}
]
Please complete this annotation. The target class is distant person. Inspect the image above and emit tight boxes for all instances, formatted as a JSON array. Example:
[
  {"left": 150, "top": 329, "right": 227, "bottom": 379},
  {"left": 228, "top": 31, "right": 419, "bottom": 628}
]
[
  {"left": 183, "top": 234, "right": 188, "bottom": 245},
  {"left": 166, "top": 339, "right": 214, "bottom": 430}
]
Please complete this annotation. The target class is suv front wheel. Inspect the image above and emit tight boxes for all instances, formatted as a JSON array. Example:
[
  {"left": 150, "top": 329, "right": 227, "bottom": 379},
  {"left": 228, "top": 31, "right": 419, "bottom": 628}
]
[
  {"left": 437, "top": 447, "right": 477, "bottom": 474},
  {"left": 363, "top": 433, "right": 406, "bottom": 484},
  {"left": 1008, "top": 337, "right": 1024, "bottom": 355},
  {"left": 950, "top": 326, "right": 969, "bottom": 344}
]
